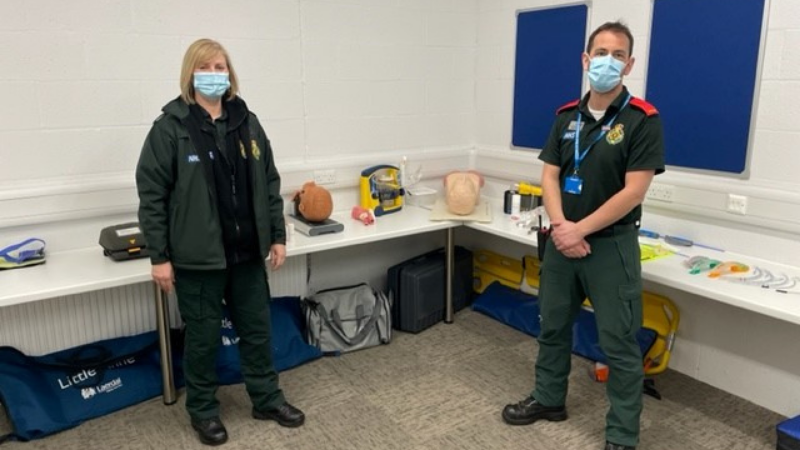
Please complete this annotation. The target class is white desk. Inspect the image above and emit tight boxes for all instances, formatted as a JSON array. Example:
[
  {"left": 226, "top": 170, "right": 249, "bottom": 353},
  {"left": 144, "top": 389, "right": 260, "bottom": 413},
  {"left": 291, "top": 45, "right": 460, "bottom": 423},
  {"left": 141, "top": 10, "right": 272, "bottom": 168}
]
[
  {"left": 0, "top": 205, "right": 459, "bottom": 405},
  {"left": 465, "top": 209, "right": 540, "bottom": 247},
  {"left": 287, "top": 206, "right": 456, "bottom": 256},
  {"left": 464, "top": 201, "right": 800, "bottom": 327},
  {"left": 0, "top": 249, "right": 152, "bottom": 309},
  {"left": 6, "top": 201, "right": 797, "bottom": 408},
  {"left": 637, "top": 246, "right": 800, "bottom": 326}
]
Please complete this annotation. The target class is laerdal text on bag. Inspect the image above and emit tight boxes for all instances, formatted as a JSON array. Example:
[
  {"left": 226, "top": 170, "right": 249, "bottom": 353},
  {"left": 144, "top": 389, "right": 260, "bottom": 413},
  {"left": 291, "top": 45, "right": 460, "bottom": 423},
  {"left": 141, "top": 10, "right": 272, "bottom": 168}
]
[{"left": 96, "top": 377, "right": 123, "bottom": 394}]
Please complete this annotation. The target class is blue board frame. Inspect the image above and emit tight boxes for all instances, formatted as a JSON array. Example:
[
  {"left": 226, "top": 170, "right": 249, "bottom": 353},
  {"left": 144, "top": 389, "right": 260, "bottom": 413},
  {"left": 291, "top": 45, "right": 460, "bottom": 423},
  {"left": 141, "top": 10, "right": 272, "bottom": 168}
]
[
  {"left": 646, "top": 0, "right": 766, "bottom": 174},
  {"left": 512, "top": 4, "right": 587, "bottom": 150}
]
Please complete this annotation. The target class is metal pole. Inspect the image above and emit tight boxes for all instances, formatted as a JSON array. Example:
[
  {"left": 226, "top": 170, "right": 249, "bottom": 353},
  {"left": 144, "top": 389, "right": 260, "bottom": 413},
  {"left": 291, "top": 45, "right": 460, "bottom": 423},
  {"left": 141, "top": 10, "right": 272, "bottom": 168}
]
[
  {"left": 445, "top": 227, "right": 455, "bottom": 324},
  {"left": 154, "top": 284, "right": 177, "bottom": 405}
]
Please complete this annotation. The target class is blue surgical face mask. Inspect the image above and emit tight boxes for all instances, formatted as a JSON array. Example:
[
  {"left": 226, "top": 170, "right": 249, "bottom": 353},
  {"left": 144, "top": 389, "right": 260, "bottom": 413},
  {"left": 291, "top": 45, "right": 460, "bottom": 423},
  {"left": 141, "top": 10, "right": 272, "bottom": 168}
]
[
  {"left": 587, "top": 55, "right": 626, "bottom": 93},
  {"left": 193, "top": 72, "right": 230, "bottom": 99}
]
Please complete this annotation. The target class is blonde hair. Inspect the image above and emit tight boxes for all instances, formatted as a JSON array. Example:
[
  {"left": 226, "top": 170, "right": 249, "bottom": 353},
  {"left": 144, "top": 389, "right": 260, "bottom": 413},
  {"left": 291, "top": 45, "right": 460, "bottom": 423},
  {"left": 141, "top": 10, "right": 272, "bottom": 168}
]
[{"left": 179, "top": 39, "right": 239, "bottom": 104}]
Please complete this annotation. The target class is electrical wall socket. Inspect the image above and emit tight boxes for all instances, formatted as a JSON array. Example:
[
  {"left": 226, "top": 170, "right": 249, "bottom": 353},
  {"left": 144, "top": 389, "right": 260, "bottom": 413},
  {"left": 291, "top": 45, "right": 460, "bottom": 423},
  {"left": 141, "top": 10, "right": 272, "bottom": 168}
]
[
  {"left": 313, "top": 169, "right": 336, "bottom": 185},
  {"left": 727, "top": 194, "right": 748, "bottom": 215},
  {"left": 646, "top": 183, "right": 674, "bottom": 202}
]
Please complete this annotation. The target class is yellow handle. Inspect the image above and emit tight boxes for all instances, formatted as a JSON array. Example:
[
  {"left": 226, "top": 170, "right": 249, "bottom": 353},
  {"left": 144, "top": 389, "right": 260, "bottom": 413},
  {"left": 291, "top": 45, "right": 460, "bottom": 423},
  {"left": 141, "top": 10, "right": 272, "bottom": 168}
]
[{"left": 517, "top": 182, "right": 543, "bottom": 196}]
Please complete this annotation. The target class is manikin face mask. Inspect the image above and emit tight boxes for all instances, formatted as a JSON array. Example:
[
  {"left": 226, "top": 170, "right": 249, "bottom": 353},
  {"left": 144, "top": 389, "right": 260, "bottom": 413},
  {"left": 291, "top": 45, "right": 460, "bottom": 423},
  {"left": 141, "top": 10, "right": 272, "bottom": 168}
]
[{"left": 0, "top": 238, "right": 46, "bottom": 269}]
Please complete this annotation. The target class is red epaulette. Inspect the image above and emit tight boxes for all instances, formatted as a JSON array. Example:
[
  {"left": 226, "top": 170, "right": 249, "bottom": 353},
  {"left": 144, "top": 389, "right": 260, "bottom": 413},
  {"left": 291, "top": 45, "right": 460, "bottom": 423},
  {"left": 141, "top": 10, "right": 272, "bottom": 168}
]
[
  {"left": 555, "top": 99, "right": 580, "bottom": 116},
  {"left": 629, "top": 97, "right": 659, "bottom": 116}
]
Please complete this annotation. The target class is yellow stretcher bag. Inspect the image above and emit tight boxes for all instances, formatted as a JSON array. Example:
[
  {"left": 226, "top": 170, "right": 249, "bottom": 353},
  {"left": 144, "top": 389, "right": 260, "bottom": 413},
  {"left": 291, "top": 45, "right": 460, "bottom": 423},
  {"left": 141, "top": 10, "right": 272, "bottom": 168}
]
[
  {"left": 472, "top": 249, "right": 679, "bottom": 376},
  {"left": 473, "top": 249, "right": 540, "bottom": 295}
]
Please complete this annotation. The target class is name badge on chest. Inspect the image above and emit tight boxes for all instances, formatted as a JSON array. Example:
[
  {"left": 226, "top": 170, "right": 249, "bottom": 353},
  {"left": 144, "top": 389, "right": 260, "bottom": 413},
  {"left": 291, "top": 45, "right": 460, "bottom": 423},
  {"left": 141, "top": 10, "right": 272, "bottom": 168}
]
[
  {"left": 563, "top": 174, "right": 583, "bottom": 195},
  {"left": 567, "top": 121, "right": 584, "bottom": 131}
]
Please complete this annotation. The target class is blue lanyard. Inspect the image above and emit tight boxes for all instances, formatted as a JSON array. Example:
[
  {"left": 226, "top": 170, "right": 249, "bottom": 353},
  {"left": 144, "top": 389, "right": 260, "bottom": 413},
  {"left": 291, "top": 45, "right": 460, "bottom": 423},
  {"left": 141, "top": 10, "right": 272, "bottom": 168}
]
[{"left": 573, "top": 94, "right": 631, "bottom": 174}]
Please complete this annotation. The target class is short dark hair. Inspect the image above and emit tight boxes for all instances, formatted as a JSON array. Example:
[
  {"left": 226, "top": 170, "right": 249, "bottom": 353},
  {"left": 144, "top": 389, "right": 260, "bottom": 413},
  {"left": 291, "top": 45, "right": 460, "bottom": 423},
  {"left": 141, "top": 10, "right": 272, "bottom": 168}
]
[{"left": 586, "top": 21, "right": 634, "bottom": 56}]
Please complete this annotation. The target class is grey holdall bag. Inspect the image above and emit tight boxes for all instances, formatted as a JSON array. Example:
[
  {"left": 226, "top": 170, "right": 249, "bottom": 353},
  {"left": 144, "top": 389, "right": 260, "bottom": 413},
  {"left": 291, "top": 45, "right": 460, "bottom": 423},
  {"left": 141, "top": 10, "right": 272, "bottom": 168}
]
[{"left": 303, "top": 283, "right": 392, "bottom": 354}]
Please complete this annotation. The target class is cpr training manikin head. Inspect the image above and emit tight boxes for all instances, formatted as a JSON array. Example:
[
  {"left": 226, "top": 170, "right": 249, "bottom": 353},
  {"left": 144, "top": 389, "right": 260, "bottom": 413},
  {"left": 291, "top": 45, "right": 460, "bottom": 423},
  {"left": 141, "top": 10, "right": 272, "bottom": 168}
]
[
  {"left": 293, "top": 181, "right": 333, "bottom": 222},
  {"left": 444, "top": 171, "right": 484, "bottom": 215}
]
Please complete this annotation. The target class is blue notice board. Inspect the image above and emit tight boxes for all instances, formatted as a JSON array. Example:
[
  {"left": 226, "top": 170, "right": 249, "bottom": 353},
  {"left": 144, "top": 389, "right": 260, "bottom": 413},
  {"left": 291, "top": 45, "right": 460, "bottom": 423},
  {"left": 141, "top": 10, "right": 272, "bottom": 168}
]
[
  {"left": 512, "top": 5, "right": 587, "bottom": 150},
  {"left": 646, "top": 0, "right": 766, "bottom": 174}
]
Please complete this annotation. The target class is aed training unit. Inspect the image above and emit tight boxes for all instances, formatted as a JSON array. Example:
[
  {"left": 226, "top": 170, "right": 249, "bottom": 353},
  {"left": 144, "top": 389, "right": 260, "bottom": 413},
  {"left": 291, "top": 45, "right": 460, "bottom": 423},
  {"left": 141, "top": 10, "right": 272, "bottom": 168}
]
[{"left": 360, "top": 164, "right": 405, "bottom": 217}]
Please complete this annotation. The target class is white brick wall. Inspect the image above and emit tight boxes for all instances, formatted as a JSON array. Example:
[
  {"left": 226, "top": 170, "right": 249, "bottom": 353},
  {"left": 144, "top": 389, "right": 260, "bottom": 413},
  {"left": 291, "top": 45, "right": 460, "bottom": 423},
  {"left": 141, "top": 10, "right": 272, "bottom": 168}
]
[{"left": 0, "top": 0, "right": 477, "bottom": 184}]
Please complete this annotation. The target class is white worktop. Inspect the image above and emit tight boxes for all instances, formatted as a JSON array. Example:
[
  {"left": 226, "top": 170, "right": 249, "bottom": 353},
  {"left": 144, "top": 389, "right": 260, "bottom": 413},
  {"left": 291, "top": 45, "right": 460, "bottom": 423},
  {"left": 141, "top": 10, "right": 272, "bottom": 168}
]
[
  {"left": 464, "top": 201, "right": 800, "bottom": 326},
  {"left": 639, "top": 246, "right": 800, "bottom": 326},
  {"left": 286, "top": 205, "right": 457, "bottom": 256},
  {"left": 0, "top": 205, "right": 458, "bottom": 309},
  {"left": 0, "top": 248, "right": 153, "bottom": 308},
  {"left": 4, "top": 200, "right": 799, "bottom": 326},
  {"left": 464, "top": 207, "right": 541, "bottom": 247}
]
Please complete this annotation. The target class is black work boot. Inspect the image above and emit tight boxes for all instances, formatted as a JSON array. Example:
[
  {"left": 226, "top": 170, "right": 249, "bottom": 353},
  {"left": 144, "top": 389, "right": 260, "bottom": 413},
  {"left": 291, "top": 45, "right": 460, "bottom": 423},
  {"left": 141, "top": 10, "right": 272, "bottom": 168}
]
[
  {"left": 253, "top": 402, "right": 305, "bottom": 427},
  {"left": 501, "top": 396, "right": 567, "bottom": 425},
  {"left": 191, "top": 417, "right": 228, "bottom": 446},
  {"left": 605, "top": 442, "right": 636, "bottom": 450}
]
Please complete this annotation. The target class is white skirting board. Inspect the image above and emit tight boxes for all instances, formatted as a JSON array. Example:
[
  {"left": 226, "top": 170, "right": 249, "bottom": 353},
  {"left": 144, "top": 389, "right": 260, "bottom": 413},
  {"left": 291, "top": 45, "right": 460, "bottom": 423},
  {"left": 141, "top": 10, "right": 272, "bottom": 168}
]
[{"left": 0, "top": 256, "right": 308, "bottom": 355}]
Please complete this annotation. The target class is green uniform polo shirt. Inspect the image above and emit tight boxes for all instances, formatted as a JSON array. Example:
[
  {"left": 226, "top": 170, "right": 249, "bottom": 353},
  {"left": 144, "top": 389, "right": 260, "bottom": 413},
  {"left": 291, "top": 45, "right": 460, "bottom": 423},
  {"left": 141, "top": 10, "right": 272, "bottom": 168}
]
[{"left": 538, "top": 87, "right": 665, "bottom": 226}]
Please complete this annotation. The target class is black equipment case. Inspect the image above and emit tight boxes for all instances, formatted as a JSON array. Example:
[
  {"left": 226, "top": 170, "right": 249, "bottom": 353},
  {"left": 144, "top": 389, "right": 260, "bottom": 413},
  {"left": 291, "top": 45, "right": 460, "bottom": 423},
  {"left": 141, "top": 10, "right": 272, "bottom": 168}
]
[
  {"left": 99, "top": 222, "right": 149, "bottom": 261},
  {"left": 387, "top": 246, "right": 473, "bottom": 333}
]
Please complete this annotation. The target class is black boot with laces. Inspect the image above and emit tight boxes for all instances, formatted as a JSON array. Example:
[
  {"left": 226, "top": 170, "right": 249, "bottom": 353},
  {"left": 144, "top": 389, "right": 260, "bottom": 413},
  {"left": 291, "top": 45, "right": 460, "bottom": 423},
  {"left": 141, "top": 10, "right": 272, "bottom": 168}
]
[{"left": 501, "top": 396, "right": 567, "bottom": 425}]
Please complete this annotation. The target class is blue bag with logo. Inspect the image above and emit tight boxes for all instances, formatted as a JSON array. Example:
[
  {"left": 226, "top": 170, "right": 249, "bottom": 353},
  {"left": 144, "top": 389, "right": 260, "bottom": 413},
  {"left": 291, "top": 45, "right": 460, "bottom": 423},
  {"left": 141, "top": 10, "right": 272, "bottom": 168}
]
[
  {"left": 172, "top": 296, "right": 323, "bottom": 386},
  {"left": 215, "top": 296, "right": 322, "bottom": 384},
  {"left": 0, "top": 332, "right": 163, "bottom": 442}
]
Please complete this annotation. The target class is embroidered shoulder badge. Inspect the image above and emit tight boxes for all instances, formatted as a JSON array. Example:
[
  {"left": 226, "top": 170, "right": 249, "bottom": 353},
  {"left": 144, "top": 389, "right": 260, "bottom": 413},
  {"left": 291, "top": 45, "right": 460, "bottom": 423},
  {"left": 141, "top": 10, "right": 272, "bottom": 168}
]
[
  {"left": 606, "top": 124, "right": 625, "bottom": 145},
  {"left": 251, "top": 140, "right": 261, "bottom": 160}
]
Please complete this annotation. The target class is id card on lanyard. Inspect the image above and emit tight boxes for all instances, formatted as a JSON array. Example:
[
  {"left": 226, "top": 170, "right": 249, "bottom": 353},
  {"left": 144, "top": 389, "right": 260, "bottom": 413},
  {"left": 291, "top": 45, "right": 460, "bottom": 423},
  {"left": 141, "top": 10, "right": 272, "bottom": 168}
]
[{"left": 565, "top": 94, "right": 631, "bottom": 195}]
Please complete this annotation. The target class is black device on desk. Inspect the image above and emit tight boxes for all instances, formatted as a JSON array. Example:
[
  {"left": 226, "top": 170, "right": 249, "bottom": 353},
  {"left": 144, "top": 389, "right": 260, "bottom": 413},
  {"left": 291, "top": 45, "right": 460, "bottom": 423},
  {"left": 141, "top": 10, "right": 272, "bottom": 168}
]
[
  {"left": 289, "top": 214, "right": 344, "bottom": 236},
  {"left": 99, "top": 222, "right": 149, "bottom": 261}
]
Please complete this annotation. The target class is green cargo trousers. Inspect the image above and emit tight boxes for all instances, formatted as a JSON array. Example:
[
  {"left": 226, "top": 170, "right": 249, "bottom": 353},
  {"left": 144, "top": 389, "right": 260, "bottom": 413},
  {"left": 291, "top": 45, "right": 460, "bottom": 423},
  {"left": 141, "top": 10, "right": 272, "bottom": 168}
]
[
  {"left": 175, "top": 259, "right": 285, "bottom": 420},
  {"left": 532, "top": 228, "right": 643, "bottom": 447}
]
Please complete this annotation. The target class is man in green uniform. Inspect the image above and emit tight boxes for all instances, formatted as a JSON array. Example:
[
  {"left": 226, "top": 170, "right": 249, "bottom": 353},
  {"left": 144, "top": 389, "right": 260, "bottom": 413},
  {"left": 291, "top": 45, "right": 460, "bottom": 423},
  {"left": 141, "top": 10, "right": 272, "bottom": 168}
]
[{"left": 501, "top": 22, "right": 665, "bottom": 450}]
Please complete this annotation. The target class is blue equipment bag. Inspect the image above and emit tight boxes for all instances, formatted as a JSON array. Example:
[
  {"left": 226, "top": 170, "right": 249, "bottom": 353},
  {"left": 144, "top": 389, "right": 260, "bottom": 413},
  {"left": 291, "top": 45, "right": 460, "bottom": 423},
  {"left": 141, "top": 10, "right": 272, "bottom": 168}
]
[
  {"left": 174, "top": 296, "right": 323, "bottom": 386},
  {"left": 571, "top": 307, "right": 657, "bottom": 365},
  {"left": 0, "top": 332, "right": 163, "bottom": 442},
  {"left": 472, "top": 282, "right": 656, "bottom": 365},
  {"left": 471, "top": 282, "right": 542, "bottom": 337},
  {"left": 216, "top": 296, "right": 323, "bottom": 384},
  {"left": 778, "top": 415, "right": 800, "bottom": 450}
]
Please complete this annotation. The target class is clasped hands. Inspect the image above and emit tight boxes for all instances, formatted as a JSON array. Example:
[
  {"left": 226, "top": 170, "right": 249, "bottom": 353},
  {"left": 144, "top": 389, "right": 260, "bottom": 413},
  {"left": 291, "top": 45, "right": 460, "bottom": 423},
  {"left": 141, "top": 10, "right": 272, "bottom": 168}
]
[{"left": 549, "top": 219, "right": 591, "bottom": 259}]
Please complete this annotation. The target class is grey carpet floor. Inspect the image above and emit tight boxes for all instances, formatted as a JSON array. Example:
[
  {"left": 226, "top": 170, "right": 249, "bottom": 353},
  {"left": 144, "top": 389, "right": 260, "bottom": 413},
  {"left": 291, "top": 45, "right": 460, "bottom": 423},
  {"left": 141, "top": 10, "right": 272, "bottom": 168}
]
[{"left": 0, "top": 309, "right": 784, "bottom": 450}]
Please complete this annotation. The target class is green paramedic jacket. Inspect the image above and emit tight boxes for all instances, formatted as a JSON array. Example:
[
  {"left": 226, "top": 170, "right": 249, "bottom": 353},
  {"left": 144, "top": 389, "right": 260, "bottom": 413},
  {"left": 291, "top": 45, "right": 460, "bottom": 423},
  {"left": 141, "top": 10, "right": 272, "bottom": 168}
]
[{"left": 135, "top": 96, "right": 286, "bottom": 270}]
